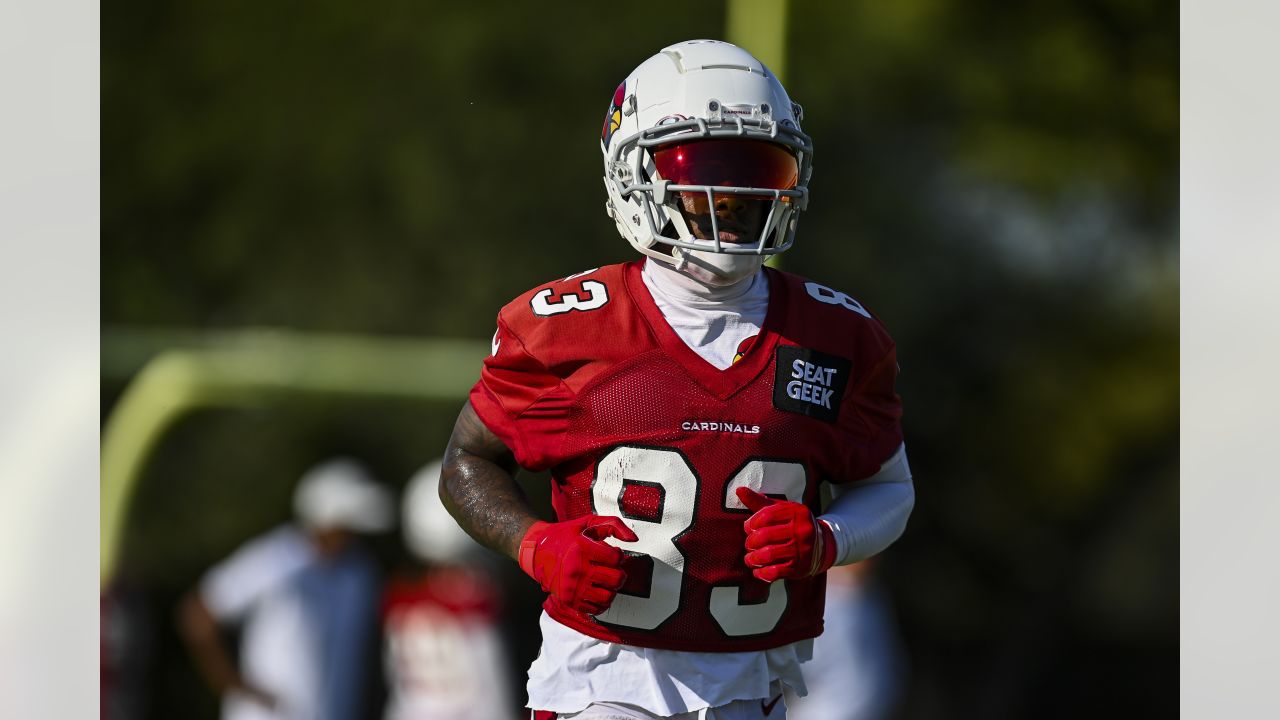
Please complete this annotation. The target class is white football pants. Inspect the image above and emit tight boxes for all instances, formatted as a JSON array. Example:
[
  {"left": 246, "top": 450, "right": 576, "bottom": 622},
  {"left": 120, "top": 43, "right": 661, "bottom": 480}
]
[{"left": 533, "top": 680, "right": 788, "bottom": 720}]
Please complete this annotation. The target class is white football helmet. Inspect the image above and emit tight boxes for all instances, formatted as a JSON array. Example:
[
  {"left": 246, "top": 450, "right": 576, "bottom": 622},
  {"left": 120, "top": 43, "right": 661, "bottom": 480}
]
[
  {"left": 601, "top": 40, "right": 813, "bottom": 266},
  {"left": 402, "top": 459, "right": 485, "bottom": 564},
  {"left": 293, "top": 457, "right": 393, "bottom": 533}
]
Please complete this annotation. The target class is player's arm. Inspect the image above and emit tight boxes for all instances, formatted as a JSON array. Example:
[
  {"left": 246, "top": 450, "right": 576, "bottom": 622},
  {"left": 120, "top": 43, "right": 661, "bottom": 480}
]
[
  {"left": 820, "top": 443, "right": 914, "bottom": 565},
  {"left": 816, "top": 337, "right": 914, "bottom": 566},
  {"left": 438, "top": 400, "right": 536, "bottom": 560},
  {"left": 440, "top": 401, "right": 637, "bottom": 615},
  {"left": 176, "top": 591, "right": 275, "bottom": 708}
]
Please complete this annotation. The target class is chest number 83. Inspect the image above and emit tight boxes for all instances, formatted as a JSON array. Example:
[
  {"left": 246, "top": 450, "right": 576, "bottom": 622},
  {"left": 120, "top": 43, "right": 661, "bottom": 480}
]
[{"left": 590, "top": 446, "right": 807, "bottom": 637}]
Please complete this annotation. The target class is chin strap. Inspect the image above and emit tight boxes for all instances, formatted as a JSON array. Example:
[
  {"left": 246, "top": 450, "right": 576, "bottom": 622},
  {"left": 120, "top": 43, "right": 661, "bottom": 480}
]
[{"left": 670, "top": 246, "right": 689, "bottom": 272}]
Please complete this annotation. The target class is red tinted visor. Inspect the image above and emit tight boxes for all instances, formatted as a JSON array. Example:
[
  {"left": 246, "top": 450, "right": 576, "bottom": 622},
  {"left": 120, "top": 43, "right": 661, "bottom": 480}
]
[{"left": 653, "top": 139, "right": 799, "bottom": 194}]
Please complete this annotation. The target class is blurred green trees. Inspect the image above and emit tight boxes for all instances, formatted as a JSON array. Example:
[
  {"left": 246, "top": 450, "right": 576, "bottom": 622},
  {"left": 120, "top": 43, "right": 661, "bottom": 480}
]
[{"left": 104, "top": 0, "right": 1176, "bottom": 717}]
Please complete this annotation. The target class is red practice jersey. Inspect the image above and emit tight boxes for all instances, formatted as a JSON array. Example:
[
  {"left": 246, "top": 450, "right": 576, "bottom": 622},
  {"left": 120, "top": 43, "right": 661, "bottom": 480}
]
[
  {"left": 381, "top": 567, "right": 510, "bottom": 719},
  {"left": 470, "top": 261, "right": 903, "bottom": 652}
]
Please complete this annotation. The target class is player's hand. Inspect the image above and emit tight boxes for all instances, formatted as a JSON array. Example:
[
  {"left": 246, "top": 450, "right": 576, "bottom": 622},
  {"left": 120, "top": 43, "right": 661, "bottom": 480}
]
[
  {"left": 227, "top": 681, "right": 278, "bottom": 710},
  {"left": 518, "top": 515, "right": 638, "bottom": 615},
  {"left": 737, "top": 487, "right": 837, "bottom": 583}
]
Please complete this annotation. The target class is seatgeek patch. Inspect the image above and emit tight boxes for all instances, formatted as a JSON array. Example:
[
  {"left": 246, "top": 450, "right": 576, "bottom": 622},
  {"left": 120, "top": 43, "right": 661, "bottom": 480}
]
[{"left": 773, "top": 346, "right": 852, "bottom": 423}]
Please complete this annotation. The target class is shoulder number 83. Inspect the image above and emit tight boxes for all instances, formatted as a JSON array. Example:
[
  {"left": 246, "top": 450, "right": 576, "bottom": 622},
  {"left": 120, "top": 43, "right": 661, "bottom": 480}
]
[{"left": 531, "top": 279, "right": 609, "bottom": 316}]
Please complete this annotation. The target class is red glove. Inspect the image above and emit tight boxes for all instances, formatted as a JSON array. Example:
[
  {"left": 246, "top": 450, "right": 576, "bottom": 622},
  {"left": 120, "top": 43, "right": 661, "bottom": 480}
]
[
  {"left": 518, "top": 515, "right": 638, "bottom": 616},
  {"left": 737, "top": 487, "right": 837, "bottom": 583}
]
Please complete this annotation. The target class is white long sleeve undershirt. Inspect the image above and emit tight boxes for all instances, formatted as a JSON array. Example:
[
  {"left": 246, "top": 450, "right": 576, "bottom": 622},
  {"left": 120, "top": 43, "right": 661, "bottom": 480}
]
[
  {"left": 820, "top": 442, "right": 915, "bottom": 565},
  {"left": 640, "top": 258, "right": 769, "bottom": 370}
]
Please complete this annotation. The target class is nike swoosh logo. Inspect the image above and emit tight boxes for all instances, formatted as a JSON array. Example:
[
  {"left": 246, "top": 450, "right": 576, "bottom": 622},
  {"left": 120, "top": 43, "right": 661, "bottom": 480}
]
[{"left": 761, "top": 693, "right": 782, "bottom": 716}]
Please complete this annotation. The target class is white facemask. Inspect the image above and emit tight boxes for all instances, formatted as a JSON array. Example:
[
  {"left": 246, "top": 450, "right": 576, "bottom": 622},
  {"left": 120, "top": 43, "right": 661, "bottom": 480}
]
[{"left": 670, "top": 247, "right": 765, "bottom": 287}]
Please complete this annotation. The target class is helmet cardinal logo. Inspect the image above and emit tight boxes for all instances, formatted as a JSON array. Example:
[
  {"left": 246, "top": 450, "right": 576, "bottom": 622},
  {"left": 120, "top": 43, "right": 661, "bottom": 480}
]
[{"left": 602, "top": 82, "right": 625, "bottom": 146}]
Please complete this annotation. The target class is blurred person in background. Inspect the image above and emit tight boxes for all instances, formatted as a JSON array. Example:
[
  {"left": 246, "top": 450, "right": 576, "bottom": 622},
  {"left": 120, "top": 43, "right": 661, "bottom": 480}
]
[
  {"left": 784, "top": 561, "right": 906, "bottom": 720},
  {"left": 382, "top": 459, "right": 517, "bottom": 720},
  {"left": 440, "top": 40, "right": 915, "bottom": 719},
  {"left": 101, "top": 579, "right": 153, "bottom": 720},
  {"left": 177, "top": 458, "right": 392, "bottom": 720}
]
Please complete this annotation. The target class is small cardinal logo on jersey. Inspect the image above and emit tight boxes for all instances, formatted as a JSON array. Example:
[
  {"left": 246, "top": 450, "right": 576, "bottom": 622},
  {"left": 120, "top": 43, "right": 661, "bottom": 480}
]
[{"left": 732, "top": 335, "right": 758, "bottom": 364}]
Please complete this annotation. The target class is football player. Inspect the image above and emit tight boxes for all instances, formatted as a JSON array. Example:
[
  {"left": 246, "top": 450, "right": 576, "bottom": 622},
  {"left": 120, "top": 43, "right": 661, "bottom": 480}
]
[
  {"left": 382, "top": 460, "right": 517, "bottom": 720},
  {"left": 440, "top": 40, "right": 916, "bottom": 720}
]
